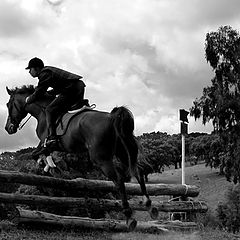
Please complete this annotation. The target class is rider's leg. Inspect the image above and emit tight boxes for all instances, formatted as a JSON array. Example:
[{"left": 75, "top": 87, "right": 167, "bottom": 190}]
[
  {"left": 45, "top": 95, "right": 68, "bottom": 143},
  {"left": 45, "top": 83, "right": 85, "bottom": 144},
  {"left": 45, "top": 107, "right": 57, "bottom": 140}
]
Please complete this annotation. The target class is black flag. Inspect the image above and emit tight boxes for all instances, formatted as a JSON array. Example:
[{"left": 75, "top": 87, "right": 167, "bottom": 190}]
[{"left": 179, "top": 109, "right": 189, "bottom": 123}]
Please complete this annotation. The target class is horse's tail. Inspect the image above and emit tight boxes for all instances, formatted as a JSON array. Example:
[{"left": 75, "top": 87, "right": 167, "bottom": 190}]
[{"left": 110, "top": 106, "right": 138, "bottom": 178}]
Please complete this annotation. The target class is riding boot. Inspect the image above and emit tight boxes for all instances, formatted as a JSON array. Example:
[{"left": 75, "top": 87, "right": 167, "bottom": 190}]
[
  {"left": 31, "top": 144, "right": 50, "bottom": 160},
  {"left": 32, "top": 136, "right": 59, "bottom": 161},
  {"left": 45, "top": 125, "right": 59, "bottom": 151}
]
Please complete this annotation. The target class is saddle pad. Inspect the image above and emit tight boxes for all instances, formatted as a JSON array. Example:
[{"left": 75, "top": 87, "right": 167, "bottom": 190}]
[{"left": 56, "top": 105, "right": 95, "bottom": 136}]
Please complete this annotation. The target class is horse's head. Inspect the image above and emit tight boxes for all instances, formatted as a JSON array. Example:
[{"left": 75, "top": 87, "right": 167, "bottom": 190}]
[{"left": 5, "top": 85, "right": 34, "bottom": 134}]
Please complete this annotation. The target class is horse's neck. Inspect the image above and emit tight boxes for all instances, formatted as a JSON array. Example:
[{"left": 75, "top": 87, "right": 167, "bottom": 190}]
[
  {"left": 25, "top": 99, "right": 49, "bottom": 139},
  {"left": 25, "top": 101, "right": 47, "bottom": 120}
]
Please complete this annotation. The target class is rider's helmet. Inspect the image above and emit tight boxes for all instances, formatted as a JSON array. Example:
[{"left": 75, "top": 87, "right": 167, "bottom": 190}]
[{"left": 25, "top": 57, "right": 44, "bottom": 69}]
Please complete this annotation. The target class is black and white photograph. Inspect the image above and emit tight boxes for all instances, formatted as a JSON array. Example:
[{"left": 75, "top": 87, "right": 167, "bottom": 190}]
[{"left": 0, "top": 0, "right": 240, "bottom": 239}]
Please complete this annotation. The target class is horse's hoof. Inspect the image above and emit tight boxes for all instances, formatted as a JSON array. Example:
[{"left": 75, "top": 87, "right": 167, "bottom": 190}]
[
  {"left": 126, "top": 218, "right": 137, "bottom": 231},
  {"left": 145, "top": 199, "right": 152, "bottom": 208},
  {"left": 123, "top": 208, "right": 133, "bottom": 219},
  {"left": 149, "top": 206, "right": 158, "bottom": 220}
]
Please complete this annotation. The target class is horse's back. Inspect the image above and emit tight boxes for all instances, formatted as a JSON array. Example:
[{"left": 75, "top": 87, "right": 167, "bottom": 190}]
[
  {"left": 61, "top": 110, "right": 115, "bottom": 153},
  {"left": 78, "top": 110, "right": 112, "bottom": 134}
]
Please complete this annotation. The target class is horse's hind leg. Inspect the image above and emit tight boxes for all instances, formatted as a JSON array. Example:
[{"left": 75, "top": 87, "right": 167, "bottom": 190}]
[
  {"left": 135, "top": 169, "right": 151, "bottom": 207},
  {"left": 127, "top": 140, "right": 152, "bottom": 207},
  {"left": 128, "top": 141, "right": 159, "bottom": 219},
  {"left": 90, "top": 152, "right": 137, "bottom": 230},
  {"left": 135, "top": 169, "right": 158, "bottom": 219},
  {"left": 104, "top": 164, "right": 137, "bottom": 230}
]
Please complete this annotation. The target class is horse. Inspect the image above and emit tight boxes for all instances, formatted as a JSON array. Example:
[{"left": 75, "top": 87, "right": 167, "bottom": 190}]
[{"left": 5, "top": 85, "right": 155, "bottom": 230}]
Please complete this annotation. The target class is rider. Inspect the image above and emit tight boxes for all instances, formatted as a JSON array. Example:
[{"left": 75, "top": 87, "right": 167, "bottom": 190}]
[{"left": 25, "top": 57, "right": 86, "bottom": 150}]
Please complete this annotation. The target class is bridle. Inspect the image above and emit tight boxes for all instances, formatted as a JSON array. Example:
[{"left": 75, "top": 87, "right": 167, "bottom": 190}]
[
  {"left": 9, "top": 95, "right": 32, "bottom": 131},
  {"left": 7, "top": 87, "right": 47, "bottom": 132}
]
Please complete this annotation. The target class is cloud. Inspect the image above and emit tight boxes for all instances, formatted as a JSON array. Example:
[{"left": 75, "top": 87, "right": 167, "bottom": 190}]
[
  {"left": 1, "top": 0, "right": 239, "bottom": 152},
  {"left": 0, "top": 0, "right": 53, "bottom": 38},
  {"left": 46, "top": 0, "right": 64, "bottom": 7}
]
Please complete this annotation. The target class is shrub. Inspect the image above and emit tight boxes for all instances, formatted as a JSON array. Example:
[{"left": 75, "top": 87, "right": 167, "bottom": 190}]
[
  {"left": 195, "top": 210, "right": 219, "bottom": 229},
  {"left": 216, "top": 184, "right": 240, "bottom": 233}
]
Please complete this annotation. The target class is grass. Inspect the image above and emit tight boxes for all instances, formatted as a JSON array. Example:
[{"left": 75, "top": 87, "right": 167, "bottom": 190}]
[
  {"left": 0, "top": 163, "right": 238, "bottom": 239},
  {"left": 0, "top": 227, "right": 111, "bottom": 240},
  {"left": 2, "top": 227, "right": 237, "bottom": 240},
  {"left": 149, "top": 162, "right": 233, "bottom": 213}
]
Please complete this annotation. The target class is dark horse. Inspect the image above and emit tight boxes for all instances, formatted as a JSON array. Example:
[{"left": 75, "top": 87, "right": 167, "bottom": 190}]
[{"left": 5, "top": 85, "right": 154, "bottom": 230}]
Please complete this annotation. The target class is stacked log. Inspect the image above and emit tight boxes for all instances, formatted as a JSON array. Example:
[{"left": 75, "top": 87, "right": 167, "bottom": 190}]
[
  {"left": 0, "top": 192, "right": 208, "bottom": 213},
  {"left": 0, "top": 170, "right": 207, "bottom": 232},
  {"left": 0, "top": 170, "right": 199, "bottom": 197},
  {"left": 14, "top": 208, "right": 199, "bottom": 232}
]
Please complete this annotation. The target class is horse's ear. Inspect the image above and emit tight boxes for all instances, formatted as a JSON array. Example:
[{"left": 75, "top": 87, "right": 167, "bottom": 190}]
[{"left": 6, "top": 87, "right": 12, "bottom": 95}]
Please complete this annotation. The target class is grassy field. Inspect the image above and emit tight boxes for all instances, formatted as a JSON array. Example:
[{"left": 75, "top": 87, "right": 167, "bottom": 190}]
[
  {"left": 0, "top": 163, "right": 237, "bottom": 240},
  {"left": 149, "top": 163, "right": 233, "bottom": 213}
]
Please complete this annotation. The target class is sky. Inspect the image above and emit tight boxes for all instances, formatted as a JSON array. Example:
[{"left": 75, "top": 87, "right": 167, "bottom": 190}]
[{"left": 1, "top": 0, "right": 240, "bottom": 152}]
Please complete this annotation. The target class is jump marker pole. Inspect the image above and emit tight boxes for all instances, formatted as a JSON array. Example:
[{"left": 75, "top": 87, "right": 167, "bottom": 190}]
[
  {"left": 179, "top": 109, "right": 189, "bottom": 185},
  {"left": 181, "top": 132, "right": 186, "bottom": 185}
]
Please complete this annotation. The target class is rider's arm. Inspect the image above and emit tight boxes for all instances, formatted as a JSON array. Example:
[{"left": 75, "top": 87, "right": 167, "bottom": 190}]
[{"left": 26, "top": 70, "right": 52, "bottom": 104}]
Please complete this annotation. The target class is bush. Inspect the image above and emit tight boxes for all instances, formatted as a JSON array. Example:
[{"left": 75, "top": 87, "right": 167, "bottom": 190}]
[
  {"left": 216, "top": 184, "right": 240, "bottom": 233},
  {"left": 195, "top": 210, "right": 219, "bottom": 229}
]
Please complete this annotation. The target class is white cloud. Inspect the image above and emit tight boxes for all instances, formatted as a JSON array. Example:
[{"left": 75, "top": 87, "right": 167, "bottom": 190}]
[{"left": 0, "top": 0, "right": 238, "bottom": 151}]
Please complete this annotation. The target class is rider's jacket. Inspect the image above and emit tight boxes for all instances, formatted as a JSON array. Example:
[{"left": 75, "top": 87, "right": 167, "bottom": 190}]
[{"left": 27, "top": 66, "right": 85, "bottom": 103}]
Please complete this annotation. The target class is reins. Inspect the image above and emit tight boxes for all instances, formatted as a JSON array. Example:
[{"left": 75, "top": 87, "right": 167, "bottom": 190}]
[{"left": 18, "top": 115, "right": 32, "bottom": 130}]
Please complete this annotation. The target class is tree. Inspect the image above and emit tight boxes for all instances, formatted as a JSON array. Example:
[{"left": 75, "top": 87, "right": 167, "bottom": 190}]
[{"left": 190, "top": 26, "right": 240, "bottom": 183}]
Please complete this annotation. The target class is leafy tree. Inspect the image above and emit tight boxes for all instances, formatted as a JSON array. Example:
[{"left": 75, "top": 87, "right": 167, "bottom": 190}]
[
  {"left": 138, "top": 132, "right": 180, "bottom": 174},
  {"left": 190, "top": 25, "right": 240, "bottom": 182}
]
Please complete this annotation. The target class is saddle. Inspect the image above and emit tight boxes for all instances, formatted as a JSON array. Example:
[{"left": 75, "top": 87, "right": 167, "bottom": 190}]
[{"left": 55, "top": 99, "right": 96, "bottom": 136}]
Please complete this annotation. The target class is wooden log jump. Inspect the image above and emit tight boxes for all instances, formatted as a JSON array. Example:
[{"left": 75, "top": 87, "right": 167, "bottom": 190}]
[
  {"left": 0, "top": 169, "right": 208, "bottom": 232},
  {"left": 0, "top": 192, "right": 208, "bottom": 213},
  {"left": 13, "top": 208, "right": 199, "bottom": 232},
  {"left": 0, "top": 170, "right": 200, "bottom": 197}
]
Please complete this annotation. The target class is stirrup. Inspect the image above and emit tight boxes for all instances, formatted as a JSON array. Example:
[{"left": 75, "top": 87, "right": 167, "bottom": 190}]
[
  {"left": 43, "top": 138, "right": 47, "bottom": 148},
  {"left": 43, "top": 137, "right": 57, "bottom": 147}
]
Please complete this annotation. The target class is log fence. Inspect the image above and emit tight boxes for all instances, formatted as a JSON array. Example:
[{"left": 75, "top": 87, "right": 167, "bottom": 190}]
[{"left": 0, "top": 170, "right": 208, "bottom": 233}]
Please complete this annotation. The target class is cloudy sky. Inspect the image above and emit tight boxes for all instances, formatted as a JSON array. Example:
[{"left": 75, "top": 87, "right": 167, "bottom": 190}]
[{"left": 0, "top": 0, "right": 240, "bottom": 152}]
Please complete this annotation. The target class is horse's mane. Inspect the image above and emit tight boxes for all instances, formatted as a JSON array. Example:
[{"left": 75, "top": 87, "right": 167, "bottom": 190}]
[
  {"left": 11, "top": 85, "right": 35, "bottom": 95},
  {"left": 11, "top": 85, "right": 54, "bottom": 100}
]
